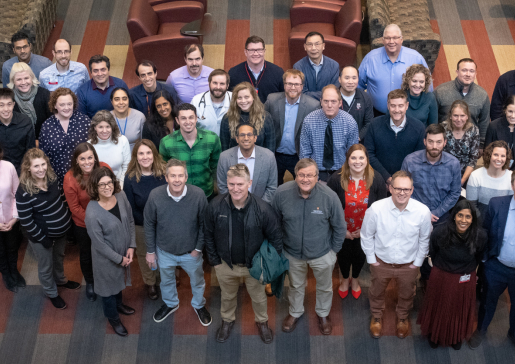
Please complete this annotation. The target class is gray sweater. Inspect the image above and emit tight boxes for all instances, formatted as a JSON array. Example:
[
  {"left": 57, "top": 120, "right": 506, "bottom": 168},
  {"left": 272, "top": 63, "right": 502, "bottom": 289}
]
[
  {"left": 272, "top": 181, "right": 346, "bottom": 260},
  {"left": 144, "top": 184, "right": 208, "bottom": 255},
  {"left": 434, "top": 78, "right": 490, "bottom": 147}
]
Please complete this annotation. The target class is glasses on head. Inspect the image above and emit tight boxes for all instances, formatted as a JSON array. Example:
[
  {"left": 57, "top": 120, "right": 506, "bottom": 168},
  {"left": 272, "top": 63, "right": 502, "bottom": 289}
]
[
  {"left": 54, "top": 50, "right": 71, "bottom": 56},
  {"left": 238, "top": 132, "right": 255, "bottom": 138},
  {"left": 297, "top": 173, "right": 317, "bottom": 179},
  {"left": 391, "top": 187, "right": 411, "bottom": 194},
  {"left": 305, "top": 42, "right": 323, "bottom": 48},
  {"left": 383, "top": 36, "right": 402, "bottom": 42},
  {"left": 229, "top": 165, "right": 247, "bottom": 170},
  {"left": 246, "top": 48, "right": 265, "bottom": 54},
  {"left": 98, "top": 181, "right": 114, "bottom": 189},
  {"left": 285, "top": 82, "right": 303, "bottom": 88}
]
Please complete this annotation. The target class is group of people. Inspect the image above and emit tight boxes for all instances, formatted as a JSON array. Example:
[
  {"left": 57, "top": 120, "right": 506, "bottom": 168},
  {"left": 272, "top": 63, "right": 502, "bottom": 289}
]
[{"left": 0, "top": 23, "right": 514, "bottom": 351}]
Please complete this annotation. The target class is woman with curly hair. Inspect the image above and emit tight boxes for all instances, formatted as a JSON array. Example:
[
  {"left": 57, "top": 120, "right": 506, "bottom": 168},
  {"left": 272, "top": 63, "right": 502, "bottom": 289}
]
[
  {"left": 219, "top": 82, "right": 275, "bottom": 152},
  {"left": 142, "top": 89, "right": 177, "bottom": 150},
  {"left": 400, "top": 64, "right": 438, "bottom": 126}
]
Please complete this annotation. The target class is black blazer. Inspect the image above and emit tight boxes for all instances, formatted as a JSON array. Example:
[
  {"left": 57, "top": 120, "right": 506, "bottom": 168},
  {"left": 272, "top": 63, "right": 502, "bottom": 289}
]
[
  {"left": 14, "top": 86, "right": 52, "bottom": 139},
  {"left": 327, "top": 169, "right": 387, "bottom": 210}
]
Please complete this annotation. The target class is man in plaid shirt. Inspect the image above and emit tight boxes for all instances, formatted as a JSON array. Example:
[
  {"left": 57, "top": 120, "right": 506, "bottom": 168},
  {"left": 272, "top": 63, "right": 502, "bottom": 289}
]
[{"left": 160, "top": 103, "right": 221, "bottom": 200}]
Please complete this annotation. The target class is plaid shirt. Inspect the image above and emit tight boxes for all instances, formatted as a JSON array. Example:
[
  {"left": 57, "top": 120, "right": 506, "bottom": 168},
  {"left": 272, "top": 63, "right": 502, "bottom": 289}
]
[
  {"left": 300, "top": 109, "right": 359, "bottom": 171},
  {"left": 159, "top": 128, "right": 221, "bottom": 196}
]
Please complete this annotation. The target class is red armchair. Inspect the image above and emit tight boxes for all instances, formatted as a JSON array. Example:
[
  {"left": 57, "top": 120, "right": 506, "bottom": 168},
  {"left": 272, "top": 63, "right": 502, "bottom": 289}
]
[
  {"left": 289, "top": 0, "right": 362, "bottom": 67},
  {"left": 127, "top": 0, "right": 205, "bottom": 80}
]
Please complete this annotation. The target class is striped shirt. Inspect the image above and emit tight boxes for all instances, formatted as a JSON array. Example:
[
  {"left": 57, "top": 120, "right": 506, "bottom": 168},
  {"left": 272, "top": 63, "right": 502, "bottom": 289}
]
[
  {"left": 159, "top": 128, "right": 221, "bottom": 197},
  {"left": 466, "top": 167, "right": 513, "bottom": 219},
  {"left": 15, "top": 180, "right": 71, "bottom": 248}
]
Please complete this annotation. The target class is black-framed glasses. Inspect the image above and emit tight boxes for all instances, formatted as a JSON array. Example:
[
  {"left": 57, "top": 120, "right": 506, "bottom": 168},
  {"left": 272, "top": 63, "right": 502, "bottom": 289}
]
[
  {"left": 391, "top": 187, "right": 411, "bottom": 194},
  {"left": 98, "top": 181, "right": 114, "bottom": 189},
  {"left": 245, "top": 48, "right": 265, "bottom": 54},
  {"left": 237, "top": 132, "right": 255, "bottom": 138}
]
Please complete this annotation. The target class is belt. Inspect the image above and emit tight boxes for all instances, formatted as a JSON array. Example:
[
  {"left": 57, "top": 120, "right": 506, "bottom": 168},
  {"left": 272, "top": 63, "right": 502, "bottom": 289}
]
[{"left": 377, "top": 257, "right": 413, "bottom": 268}]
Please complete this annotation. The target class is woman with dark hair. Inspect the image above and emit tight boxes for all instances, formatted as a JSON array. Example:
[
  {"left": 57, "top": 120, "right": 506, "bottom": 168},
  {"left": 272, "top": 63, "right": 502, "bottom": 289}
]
[
  {"left": 417, "top": 199, "right": 487, "bottom": 350},
  {"left": 0, "top": 143, "right": 24, "bottom": 292},
  {"left": 327, "top": 143, "right": 387, "bottom": 299},
  {"left": 485, "top": 95, "right": 515, "bottom": 169},
  {"left": 63, "top": 142, "right": 111, "bottom": 301},
  {"left": 88, "top": 110, "right": 130, "bottom": 187},
  {"left": 85, "top": 166, "right": 136, "bottom": 336},
  {"left": 124, "top": 139, "right": 167, "bottom": 300},
  {"left": 219, "top": 82, "right": 275, "bottom": 152},
  {"left": 16, "top": 148, "right": 80, "bottom": 309},
  {"left": 400, "top": 64, "right": 437, "bottom": 126},
  {"left": 142, "top": 90, "right": 177, "bottom": 149},
  {"left": 39, "top": 87, "right": 90, "bottom": 186},
  {"left": 110, "top": 87, "right": 145, "bottom": 152}
]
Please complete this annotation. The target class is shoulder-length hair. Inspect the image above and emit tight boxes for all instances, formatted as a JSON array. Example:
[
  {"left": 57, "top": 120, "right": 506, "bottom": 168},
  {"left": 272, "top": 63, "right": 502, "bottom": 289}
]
[
  {"left": 441, "top": 199, "right": 483, "bottom": 255},
  {"left": 70, "top": 142, "right": 101, "bottom": 189},
  {"left": 48, "top": 87, "right": 78, "bottom": 114},
  {"left": 86, "top": 166, "right": 121, "bottom": 201},
  {"left": 88, "top": 110, "right": 120, "bottom": 144},
  {"left": 445, "top": 100, "right": 473, "bottom": 132},
  {"left": 7, "top": 62, "right": 40, "bottom": 89},
  {"left": 126, "top": 139, "right": 166, "bottom": 182},
  {"left": 401, "top": 64, "right": 432, "bottom": 93},
  {"left": 483, "top": 140, "right": 512, "bottom": 169},
  {"left": 147, "top": 89, "right": 177, "bottom": 138},
  {"left": 227, "top": 82, "right": 265, "bottom": 139},
  {"left": 19, "top": 148, "right": 57, "bottom": 196},
  {"left": 339, "top": 144, "right": 375, "bottom": 191}
]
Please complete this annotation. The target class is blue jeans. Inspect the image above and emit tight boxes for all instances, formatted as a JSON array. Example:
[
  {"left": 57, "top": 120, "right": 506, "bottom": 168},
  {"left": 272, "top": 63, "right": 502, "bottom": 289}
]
[
  {"left": 102, "top": 291, "right": 122, "bottom": 320},
  {"left": 478, "top": 258, "right": 515, "bottom": 336},
  {"left": 157, "top": 247, "right": 206, "bottom": 309}
]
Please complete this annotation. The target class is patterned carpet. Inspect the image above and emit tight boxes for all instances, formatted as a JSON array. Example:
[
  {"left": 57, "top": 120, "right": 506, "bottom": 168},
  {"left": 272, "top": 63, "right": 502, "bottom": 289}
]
[{"left": 1, "top": 0, "right": 515, "bottom": 363}]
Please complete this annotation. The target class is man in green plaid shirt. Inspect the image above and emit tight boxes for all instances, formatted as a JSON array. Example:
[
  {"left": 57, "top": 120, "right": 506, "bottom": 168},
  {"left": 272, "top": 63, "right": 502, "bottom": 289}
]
[{"left": 160, "top": 103, "right": 221, "bottom": 199}]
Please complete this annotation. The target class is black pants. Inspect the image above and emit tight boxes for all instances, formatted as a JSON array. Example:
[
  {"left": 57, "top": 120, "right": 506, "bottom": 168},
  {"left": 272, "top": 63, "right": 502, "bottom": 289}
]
[
  {"left": 0, "top": 222, "right": 21, "bottom": 277},
  {"left": 74, "top": 225, "right": 94, "bottom": 284},
  {"left": 102, "top": 291, "right": 123, "bottom": 320},
  {"left": 276, "top": 152, "right": 299, "bottom": 185},
  {"left": 337, "top": 237, "right": 366, "bottom": 279}
]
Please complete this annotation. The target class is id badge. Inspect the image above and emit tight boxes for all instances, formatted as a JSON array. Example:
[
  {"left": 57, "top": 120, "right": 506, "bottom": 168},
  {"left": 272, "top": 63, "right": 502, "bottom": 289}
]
[
  {"left": 255, "top": 87, "right": 259, "bottom": 93},
  {"left": 459, "top": 274, "right": 471, "bottom": 283}
]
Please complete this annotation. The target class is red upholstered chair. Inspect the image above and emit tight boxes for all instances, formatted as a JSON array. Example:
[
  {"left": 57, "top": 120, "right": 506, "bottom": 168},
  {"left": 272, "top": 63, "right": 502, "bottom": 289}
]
[
  {"left": 289, "top": 0, "right": 362, "bottom": 67},
  {"left": 148, "top": 0, "right": 207, "bottom": 12},
  {"left": 127, "top": 0, "right": 205, "bottom": 80}
]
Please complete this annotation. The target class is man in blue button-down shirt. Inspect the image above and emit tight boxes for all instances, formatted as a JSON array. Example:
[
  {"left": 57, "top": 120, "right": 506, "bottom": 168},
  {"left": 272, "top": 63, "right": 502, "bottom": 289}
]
[
  {"left": 358, "top": 24, "right": 430, "bottom": 115},
  {"left": 300, "top": 85, "right": 359, "bottom": 182}
]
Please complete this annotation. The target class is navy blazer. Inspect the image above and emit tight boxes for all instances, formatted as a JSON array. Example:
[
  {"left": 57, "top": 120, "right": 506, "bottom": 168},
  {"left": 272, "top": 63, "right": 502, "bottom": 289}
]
[{"left": 483, "top": 194, "right": 513, "bottom": 259}]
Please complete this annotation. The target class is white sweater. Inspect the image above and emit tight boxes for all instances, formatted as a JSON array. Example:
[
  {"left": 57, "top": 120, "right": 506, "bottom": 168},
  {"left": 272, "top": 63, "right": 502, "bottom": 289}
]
[{"left": 89, "top": 135, "right": 131, "bottom": 187}]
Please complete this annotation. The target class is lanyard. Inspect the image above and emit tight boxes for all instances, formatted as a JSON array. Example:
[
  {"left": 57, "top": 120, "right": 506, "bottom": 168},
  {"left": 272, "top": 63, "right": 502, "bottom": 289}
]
[
  {"left": 245, "top": 62, "right": 266, "bottom": 92},
  {"left": 116, "top": 116, "right": 128, "bottom": 136}
]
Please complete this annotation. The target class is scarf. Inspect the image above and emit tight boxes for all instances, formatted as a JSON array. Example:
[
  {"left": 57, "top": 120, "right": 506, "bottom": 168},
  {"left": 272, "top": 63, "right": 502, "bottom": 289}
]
[{"left": 13, "top": 85, "right": 38, "bottom": 126}]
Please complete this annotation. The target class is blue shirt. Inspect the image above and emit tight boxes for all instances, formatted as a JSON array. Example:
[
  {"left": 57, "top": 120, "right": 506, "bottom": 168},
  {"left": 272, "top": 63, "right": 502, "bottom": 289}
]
[
  {"left": 38, "top": 61, "right": 90, "bottom": 92},
  {"left": 277, "top": 97, "right": 299, "bottom": 155},
  {"left": 165, "top": 65, "right": 213, "bottom": 103},
  {"left": 300, "top": 109, "right": 359, "bottom": 171},
  {"left": 358, "top": 46, "right": 430, "bottom": 114},
  {"left": 401, "top": 150, "right": 461, "bottom": 218},
  {"left": 498, "top": 198, "right": 515, "bottom": 268},
  {"left": 76, "top": 76, "right": 128, "bottom": 118},
  {"left": 2, "top": 54, "right": 52, "bottom": 86},
  {"left": 309, "top": 56, "right": 323, "bottom": 79},
  {"left": 129, "top": 82, "right": 180, "bottom": 117}
]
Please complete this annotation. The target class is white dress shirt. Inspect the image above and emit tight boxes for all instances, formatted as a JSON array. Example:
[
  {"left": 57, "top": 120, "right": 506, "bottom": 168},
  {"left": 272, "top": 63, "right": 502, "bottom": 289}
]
[
  {"left": 167, "top": 185, "right": 187, "bottom": 202},
  {"left": 237, "top": 147, "right": 256, "bottom": 191},
  {"left": 360, "top": 197, "right": 432, "bottom": 266},
  {"left": 390, "top": 116, "right": 407, "bottom": 134}
]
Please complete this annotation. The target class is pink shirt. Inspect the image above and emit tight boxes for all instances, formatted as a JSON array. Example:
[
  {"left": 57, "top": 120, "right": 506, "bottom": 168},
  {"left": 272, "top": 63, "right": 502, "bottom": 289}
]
[{"left": 0, "top": 161, "right": 19, "bottom": 223}]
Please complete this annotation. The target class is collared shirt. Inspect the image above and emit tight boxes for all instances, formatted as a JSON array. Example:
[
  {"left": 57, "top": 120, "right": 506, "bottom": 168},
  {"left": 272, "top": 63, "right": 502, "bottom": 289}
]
[
  {"left": 360, "top": 197, "right": 432, "bottom": 266},
  {"left": 251, "top": 65, "right": 264, "bottom": 81},
  {"left": 38, "top": 61, "right": 90, "bottom": 92},
  {"left": 129, "top": 82, "right": 180, "bottom": 117},
  {"left": 166, "top": 185, "right": 188, "bottom": 202},
  {"left": 91, "top": 77, "right": 115, "bottom": 95},
  {"left": 309, "top": 56, "right": 324, "bottom": 79},
  {"left": 159, "top": 128, "right": 221, "bottom": 197},
  {"left": 237, "top": 147, "right": 256, "bottom": 191},
  {"left": 498, "top": 198, "right": 515, "bottom": 268},
  {"left": 2, "top": 54, "right": 52, "bottom": 86},
  {"left": 358, "top": 46, "right": 430, "bottom": 113},
  {"left": 390, "top": 116, "right": 406, "bottom": 134},
  {"left": 277, "top": 97, "right": 300, "bottom": 155},
  {"left": 401, "top": 150, "right": 462, "bottom": 218},
  {"left": 0, "top": 112, "right": 36, "bottom": 173},
  {"left": 192, "top": 90, "right": 232, "bottom": 136},
  {"left": 300, "top": 109, "right": 359, "bottom": 171},
  {"left": 165, "top": 65, "right": 214, "bottom": 103}
]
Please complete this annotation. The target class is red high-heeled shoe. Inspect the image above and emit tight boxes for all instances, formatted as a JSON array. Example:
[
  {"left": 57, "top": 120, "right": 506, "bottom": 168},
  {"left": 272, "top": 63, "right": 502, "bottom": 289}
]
[
  {"left": 352, "top": 287, "right": 362, "bottom": 299},
  {"left": 339, "top": 288, "right": 349, "bottom": 299}
]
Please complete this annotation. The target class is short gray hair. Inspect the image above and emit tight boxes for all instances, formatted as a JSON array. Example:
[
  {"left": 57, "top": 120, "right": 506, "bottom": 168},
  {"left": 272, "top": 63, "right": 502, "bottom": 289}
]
[
  {"left": 165, "top": 159, "right": 188, "bottom": 178},
  {"left": 383, "top": 24, "right": 402, "bottom": 38}
]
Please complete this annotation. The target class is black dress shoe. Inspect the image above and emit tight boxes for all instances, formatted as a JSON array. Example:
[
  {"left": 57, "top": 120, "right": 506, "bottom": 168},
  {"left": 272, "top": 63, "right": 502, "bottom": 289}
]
[
  {"left": 108, "top": 318, "right": 128, "bottom": 337},
  {"left": 147, "top": 284, "right": 158, "bottom": 300},
  {"left": 256, "top": 321, "right": 273, "bottom": 344},
  {"left": 117, "top": 304, "right": 135, "bottom": 315},
  {"left": 153, "top": 304, "right": 178, "bottom": 323},
  {"left": 86, "top": 283, "right": 97, "bottom": 301},
  {"left": 50, "top": 295, "right": 67, "bottom": 309},
  {"left": 216, "top": 320, "right": 234, "bottom": 343},
  {"left": 428, "top": 336, "right": 438, "bottom": 349},
  {"left": 57, "top": 281, "right": 81, "bottom": 290},
  {"left": 11, "top": 270, "right": 26, "bottom": 288},
  {"left": 451, "top": 341, "right": 462, "bottom": 350},
  {"left": 194, "top": 307, "right": 212, "bottom": 326},
  {"left": 2, "top": 274, "right": 18, "bottom": 293}
]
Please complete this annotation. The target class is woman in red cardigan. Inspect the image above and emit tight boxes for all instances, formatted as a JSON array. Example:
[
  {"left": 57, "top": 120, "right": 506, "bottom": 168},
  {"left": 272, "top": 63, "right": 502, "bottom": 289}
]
[{"left": 63, "top": 142, "right": 110, "bottom": 301}]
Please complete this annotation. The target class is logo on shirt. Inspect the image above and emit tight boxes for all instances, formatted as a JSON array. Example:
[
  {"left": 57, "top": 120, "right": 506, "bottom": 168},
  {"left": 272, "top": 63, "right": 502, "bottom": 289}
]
[
  {"left": 356, "top": 103, "right": 362, "bottom": 110},
  {"left": 311, "top": 207, "right": 324, "bottom": 215}
]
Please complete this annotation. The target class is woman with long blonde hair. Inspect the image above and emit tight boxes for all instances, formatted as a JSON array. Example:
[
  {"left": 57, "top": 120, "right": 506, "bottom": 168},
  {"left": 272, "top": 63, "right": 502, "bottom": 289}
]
[{"left": 219, "top": 82, "right": 275, "bottom": 152}]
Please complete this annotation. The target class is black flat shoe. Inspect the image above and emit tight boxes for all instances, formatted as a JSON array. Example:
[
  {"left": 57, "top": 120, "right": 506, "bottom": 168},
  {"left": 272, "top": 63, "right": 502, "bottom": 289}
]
[
  {"left": 57, "top": 281, "right": 81, "bottom": 290},
  {"left": 50, "top": 295, "right": 67, "bottom": 309},
  {"left": 2, "top": 274, "right": 18, "bottom": 293},
  {"left": 11, "top": 270, "right": 26, "bottom": 288},
  {"left": 117, "top": 304, "right": 135, "bottom": 315},
  {"left": 108, "top": 318, "right": 128, "bottom": 336},
  {"left": 86, "top": 283, "right": 97, "bottom": 301},
  {"left": 428, "top": 336, "right": 438, "bottom": 349}
]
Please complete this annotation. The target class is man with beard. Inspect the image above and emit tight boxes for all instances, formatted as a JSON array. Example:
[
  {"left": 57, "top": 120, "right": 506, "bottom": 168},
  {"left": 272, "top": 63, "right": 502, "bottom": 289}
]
[
  {"left": 39, "top": 39, "right": 89, "bottom": 92},
  {"left": 191, "top": 69, "right": 232, "bottom": 135},
  {"left": 401, "top": 123, "right": 461, "bottom": 282},
  {"left": 166, "top": 44, "right": 213, "bottom": 104},
  {"left": 265, "top": 69, "right": 319, "bottom": 184}
]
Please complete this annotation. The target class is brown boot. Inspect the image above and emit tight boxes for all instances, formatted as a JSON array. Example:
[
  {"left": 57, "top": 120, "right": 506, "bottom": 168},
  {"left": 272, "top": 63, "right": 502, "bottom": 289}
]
[
  {"left": 256, "top": 321, "right": 273, "bottom": 344},
  {"left": 317, "top": 315, "right": 332, "bottom": 335},
  {"left": 370, "top": 317, "right": 382, "bottom": 339},
  {"left": 282, "top": 314, "right": 300, "bottom": 333},
  {"left": 147, "top": 284, "right": 159, "bottom": 300},
  {"left": 396, "top": 318, "right": 409, "bottom": 339}
]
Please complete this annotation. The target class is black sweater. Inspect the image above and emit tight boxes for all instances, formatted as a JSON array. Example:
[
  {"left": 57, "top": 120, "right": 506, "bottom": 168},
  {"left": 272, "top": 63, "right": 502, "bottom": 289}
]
[
  {"left": 228, "top": 61, "right": 284, "bottom": 104},
  {"left": 123, "top": 174, "right": 167, "bottom": 226},
  {"left": 327, "top": 170, "right": 387, "bottom": 209},
  {"left": 14, "top": 87, "right": 52, "bottom": 139},
  {"left": 219, "top": 111, "right": 276, "bottom": 152}
]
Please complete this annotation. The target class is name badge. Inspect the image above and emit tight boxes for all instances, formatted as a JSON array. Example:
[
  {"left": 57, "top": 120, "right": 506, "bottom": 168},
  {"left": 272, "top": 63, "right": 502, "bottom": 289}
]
[
  {"left": 254, "top": 87, "right": 259, "bottom": 93},
  {"left": 48, "top": 82, "right": 58, "bottom": 85},
  {"left": 459, "top": 274, "right": 471, "bottom": 283}
]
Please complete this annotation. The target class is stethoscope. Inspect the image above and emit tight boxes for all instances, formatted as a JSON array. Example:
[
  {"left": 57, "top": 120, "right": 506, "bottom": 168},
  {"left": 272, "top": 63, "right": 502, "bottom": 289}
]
[{"left": 198, "top": 91, "right": 231, "bottom": 120}]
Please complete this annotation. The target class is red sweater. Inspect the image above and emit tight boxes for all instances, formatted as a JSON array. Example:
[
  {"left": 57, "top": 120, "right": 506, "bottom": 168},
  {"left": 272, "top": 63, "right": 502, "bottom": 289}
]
[{"left": 63, "top": 162, "right": 111, "bottom": 228}]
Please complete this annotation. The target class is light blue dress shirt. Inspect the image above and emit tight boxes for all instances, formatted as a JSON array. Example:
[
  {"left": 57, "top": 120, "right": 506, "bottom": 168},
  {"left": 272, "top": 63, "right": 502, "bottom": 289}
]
[
  {"left": 309, "top": 56, "right": 323, "bottom": 80},
  {"left": 277, "top": 97, "right": 299, "bottom": 155},
  {"left": 39, "top": 61, "right": 90, "bottom": 92},
  {"left": 498, "top": 198, "right": 515, "bottom": 268}
]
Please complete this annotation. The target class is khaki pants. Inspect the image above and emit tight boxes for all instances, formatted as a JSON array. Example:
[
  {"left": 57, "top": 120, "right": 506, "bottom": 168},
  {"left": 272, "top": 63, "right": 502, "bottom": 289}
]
[
  {"left": 286, "top": 250, "right": 337, "bottom": 318},
  {"left": 135, "top": 225, "right": 160, "bottom": 286},
  {"left": 369, "top": 258, "right": 419, "bottom": 320},
  {"left": 215, "top": 261, "right": 268, "bottom": 323}
]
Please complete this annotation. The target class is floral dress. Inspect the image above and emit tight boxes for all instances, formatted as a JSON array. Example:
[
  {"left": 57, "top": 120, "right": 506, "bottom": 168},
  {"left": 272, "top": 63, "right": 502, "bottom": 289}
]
[
  {"left": 444, "top": 125, "right": 480, "bottom": 175},
  {"left": 344, "top": 178, "right": 370, "bottom": 232}
]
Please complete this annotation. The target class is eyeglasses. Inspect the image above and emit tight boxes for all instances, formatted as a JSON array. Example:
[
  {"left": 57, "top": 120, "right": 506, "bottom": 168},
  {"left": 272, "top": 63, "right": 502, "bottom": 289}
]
[
  {"left": 391, "top": 187, "right": 411, "bottom": 194},
  {"left": 98, "top": 181, "right": 114, "bottom": 189},
  {"left": 54, "top": 50, "right": 71, "bottom": 55},
  {"left": 297, "top": 173, "right": 317, "bottom": 179},
  {"left": 305, "top": 42, "right": 323, "bottom": 48},
  {"left": 238, "top": 133, "right": 255, "bottom": 138},
  {"left": 285, "top": 82, "right": 303, "bottom": 88},
  {"left": 246, "top": 48, "right": 265, "bottom": 54},
  {"left": 383, "top": 36, "right": 402, "bottom": 41}
]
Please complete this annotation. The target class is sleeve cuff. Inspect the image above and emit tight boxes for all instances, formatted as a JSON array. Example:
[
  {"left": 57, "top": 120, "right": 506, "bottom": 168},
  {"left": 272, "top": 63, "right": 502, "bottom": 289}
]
[
  {"left": 195, "top": 249, "right": 202, "bottom": 252},
  {"left": 413, "top": 257, "right": 424, "bottom": 267},
  {"left": 366, "top": 254, "right": 377, "bottom": 264}
]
